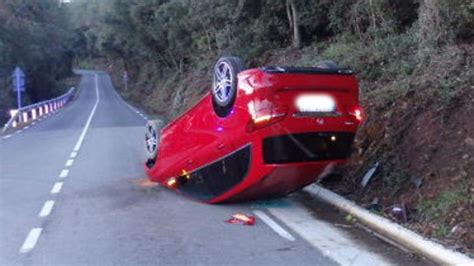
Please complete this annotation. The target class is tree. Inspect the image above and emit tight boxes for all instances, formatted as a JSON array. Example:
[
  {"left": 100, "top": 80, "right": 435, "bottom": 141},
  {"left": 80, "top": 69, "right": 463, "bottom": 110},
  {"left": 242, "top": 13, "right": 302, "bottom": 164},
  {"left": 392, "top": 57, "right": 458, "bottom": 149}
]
[{"left": 286, "top": 0, "right": 301, "bottom": 48}]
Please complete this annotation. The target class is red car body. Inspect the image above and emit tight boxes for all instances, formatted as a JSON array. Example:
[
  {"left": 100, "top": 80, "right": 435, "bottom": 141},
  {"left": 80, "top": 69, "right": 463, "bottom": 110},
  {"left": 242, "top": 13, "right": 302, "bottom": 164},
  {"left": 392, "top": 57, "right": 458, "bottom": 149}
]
[{"left": 145, "top": 66, "right": 362, "bottom": 203}]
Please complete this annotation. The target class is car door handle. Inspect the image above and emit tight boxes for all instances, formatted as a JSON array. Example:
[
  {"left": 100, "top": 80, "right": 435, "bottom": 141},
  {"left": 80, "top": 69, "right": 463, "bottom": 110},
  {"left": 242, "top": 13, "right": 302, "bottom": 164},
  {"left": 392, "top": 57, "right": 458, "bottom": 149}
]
[{"left": 217, "top": 143, "right": 225, "bottom": 150}]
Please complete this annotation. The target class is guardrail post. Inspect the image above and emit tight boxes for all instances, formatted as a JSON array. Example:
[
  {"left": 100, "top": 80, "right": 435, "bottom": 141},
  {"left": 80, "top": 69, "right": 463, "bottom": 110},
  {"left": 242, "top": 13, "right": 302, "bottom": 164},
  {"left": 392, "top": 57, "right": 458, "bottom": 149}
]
[
  {"left": 22, "top": 112, "right": 28, "bottom": 123},
  {"left": 39, "top": 106, "right": 43, "bottom": 116},
  {"left": 32, "top": 109, "right": 37, "bottom": 120}
]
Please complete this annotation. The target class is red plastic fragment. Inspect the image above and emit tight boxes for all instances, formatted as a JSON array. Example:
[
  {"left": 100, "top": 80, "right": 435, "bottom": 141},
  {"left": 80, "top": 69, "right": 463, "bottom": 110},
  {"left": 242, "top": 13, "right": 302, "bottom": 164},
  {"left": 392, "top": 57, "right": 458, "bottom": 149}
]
[{"left": 225, "top": 213, "right": 256, "bottom": 225}]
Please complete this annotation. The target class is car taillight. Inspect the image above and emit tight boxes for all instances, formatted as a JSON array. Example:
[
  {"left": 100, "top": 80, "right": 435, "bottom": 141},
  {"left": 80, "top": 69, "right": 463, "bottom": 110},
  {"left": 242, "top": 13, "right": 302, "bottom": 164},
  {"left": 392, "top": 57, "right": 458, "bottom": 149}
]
[
  {"left": 348, "top": 106, "right": 364, "bottom": 124},
  {"left": 247, "top": 106, "right": 288, "bottom": 132}
]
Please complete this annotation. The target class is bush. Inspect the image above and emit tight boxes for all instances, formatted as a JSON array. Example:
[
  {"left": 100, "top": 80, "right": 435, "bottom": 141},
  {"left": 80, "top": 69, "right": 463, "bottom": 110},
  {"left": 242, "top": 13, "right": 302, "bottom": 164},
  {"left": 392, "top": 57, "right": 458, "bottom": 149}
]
[{"left": 417, "top": 0, "right": 474, "bottom": 49}]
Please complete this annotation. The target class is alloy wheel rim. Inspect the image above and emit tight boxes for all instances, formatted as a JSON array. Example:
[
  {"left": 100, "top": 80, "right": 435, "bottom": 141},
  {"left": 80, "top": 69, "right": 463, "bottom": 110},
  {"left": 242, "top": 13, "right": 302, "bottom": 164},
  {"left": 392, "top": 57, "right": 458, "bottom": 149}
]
[
  {"left": 213, "top": 61, "right": 233, "bottom": 104},
  {"left": 145, "top": 125, "right": 157, "bottom": 154}
]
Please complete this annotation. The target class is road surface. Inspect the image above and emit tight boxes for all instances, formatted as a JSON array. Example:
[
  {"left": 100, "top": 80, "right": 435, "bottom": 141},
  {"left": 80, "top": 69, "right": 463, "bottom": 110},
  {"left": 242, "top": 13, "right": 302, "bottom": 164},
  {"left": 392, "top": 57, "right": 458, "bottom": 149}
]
[{"left": 0, "top": 71, "right": 431, "bottom": 265}]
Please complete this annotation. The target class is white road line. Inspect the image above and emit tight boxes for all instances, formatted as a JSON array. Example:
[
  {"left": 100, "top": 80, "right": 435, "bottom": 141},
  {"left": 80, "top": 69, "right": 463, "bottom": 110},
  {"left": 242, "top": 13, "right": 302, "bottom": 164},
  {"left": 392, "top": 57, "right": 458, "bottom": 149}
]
[
  {"left": 253, "top": 210, "right": 295, "bottom": 242},
  {"left": 268, "top": 204, "right": 391, "bottom": 266},
  {"left": 39, "top": 200, "right": 55, "bottom": 217},
  {"left": 117, "top": 89, "right": 147, "bottom": 121},
  {"left": 19, "top": 228, "right": 42, "bottom": 253},
  {"left": 16, "top": 130, "right": 23, "bottom": 134},
  {"left": 70, "top": 151, "right": 77, "bottom": 158},
  {"left": 73, "top": 74, "right": 100, "bottom": 152},
  {"left": 50, "top": 182, "right": 63, "bottom": 194},
  {"left": 3, "top": 135, "right": 12, "bottom": 139},
  {"left": 59, "top": 169, "right": 69, "bottom": 178},
  {"left": 24, "top": 126, "right": 29, "bottom": 129},
  {"left": 65, "top": 159, "right": 74, "bottom": 167},
  {"left": 32, "top": 122, "right": 36, "bottom": 125}
]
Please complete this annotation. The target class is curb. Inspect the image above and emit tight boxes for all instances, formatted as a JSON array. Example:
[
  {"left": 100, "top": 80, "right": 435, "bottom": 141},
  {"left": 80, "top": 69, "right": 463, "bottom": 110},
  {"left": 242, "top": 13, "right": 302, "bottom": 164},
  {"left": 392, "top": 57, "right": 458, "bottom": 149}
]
[{"left": 304, "top": 184, "right": 473, "bottom": 265}]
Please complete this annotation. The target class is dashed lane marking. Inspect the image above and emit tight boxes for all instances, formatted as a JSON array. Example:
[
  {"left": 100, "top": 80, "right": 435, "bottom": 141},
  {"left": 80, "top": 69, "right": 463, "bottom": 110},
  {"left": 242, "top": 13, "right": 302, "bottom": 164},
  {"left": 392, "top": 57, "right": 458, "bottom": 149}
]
[
  {"left": 39, "top": 200, "right": 55, "bottom": 218},
  {"left": 253, "top": 210, "right": 295, "bottom": 242},
  {"left": 19, "top": 228, "right": 42, "bottom": 253},
  {"left": 65, "top": 159, "right": 74, "bottom": 167},
  {"left": 3, "top": 135, "right": 12, "bottom": 139},
  {"left": 59, "top": 169, "right": 69, "bottom": 179},
  {"left": 18, "top": 74, "right": 101, "bottom": 256},
  {"left": 50, "top": 182, "right": 63, "bottom": 194}
]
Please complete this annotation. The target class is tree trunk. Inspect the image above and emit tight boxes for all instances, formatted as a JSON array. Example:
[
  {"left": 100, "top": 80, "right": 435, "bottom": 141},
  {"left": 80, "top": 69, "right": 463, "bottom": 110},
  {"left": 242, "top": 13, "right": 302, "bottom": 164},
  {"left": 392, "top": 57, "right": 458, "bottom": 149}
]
[
  {"left": 286, "top": 0, "right": 301, "bottom": 49},
  {"left": 235, "top": 0, "right": 262, "bottom": 22}
]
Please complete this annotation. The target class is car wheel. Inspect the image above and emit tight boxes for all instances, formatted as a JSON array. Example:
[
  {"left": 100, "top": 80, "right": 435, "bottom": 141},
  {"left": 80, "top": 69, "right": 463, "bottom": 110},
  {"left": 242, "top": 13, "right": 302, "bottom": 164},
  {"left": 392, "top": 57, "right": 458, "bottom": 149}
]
[
  {"left": 212, "top": 56, "right": 246, "bottom": 117},
  {"left": 145, "top": 120, "right": 162, "bottom": 161},
  {"left": 315, "top": 60, "right": 339, "bottom": 70}
]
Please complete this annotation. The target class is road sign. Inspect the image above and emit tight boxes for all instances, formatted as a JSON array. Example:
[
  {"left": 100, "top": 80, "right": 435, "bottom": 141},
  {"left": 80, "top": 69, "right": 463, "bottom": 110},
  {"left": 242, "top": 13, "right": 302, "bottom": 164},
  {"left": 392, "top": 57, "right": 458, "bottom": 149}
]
[
  {"left": 12, "top": 66, "right": 25, "bottom": 109},
  {"left": 12, "top": 67, "right": 25, "bottom": 92}
]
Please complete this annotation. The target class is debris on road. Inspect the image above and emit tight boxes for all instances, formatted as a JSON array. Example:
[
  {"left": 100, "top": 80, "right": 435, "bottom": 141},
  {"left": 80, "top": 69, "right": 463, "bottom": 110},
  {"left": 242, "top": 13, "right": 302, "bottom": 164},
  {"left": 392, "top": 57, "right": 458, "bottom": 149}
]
[
  {"left": 384, "top": 202, "right": 408, "bottom": 223},
  {"left": 333, "top": 223, "right": 354, "bottom": 228},
  {"left": 366, "top": 198, "right": 383, "bottom": 213},
  {"left": 345, "top": 214, "right": 356, "bottom": 223},
  {"left": 225, "top": 213, "right": 256, "bottom": 225},
  {"left": 133, "top": 178, "right": 159, "bottom": 189},
  {"left": 360, "top": 162, "right": 379, "bottom": 187}
]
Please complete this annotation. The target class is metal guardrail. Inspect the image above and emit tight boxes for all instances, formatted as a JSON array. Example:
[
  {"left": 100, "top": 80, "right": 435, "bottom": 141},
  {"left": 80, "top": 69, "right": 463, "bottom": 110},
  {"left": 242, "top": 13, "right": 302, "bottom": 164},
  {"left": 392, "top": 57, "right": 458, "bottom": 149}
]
[{"left": 2, "top": 87, "right": 76, "bottom": 133}]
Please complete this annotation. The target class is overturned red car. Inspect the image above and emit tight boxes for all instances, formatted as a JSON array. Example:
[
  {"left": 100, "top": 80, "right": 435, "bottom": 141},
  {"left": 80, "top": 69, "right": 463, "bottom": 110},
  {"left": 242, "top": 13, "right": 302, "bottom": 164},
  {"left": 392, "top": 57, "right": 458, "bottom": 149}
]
[{"left": 145, "top": 57, "right": 363, "bottom": 203}]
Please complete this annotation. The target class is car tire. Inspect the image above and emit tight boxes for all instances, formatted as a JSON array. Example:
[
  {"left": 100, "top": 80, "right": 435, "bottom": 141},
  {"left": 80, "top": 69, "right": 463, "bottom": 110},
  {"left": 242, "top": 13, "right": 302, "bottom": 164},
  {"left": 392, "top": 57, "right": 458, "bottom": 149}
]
[
  {"left": 315, "top": 60, "right": 339, "bottom": 70},
  {"left": 212, "top": 56, "right": 246, "bottom": 117},
  {"left": 145, "top": 120, "right": 162, "bottom": 161}
]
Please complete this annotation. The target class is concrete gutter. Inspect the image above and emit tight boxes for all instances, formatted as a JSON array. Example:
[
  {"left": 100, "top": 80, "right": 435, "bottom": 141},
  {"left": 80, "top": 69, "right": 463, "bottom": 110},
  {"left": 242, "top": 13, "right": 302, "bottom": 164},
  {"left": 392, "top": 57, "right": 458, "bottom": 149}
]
[{"left": 304, "top": 184, "right": 474, "bottom": 265}]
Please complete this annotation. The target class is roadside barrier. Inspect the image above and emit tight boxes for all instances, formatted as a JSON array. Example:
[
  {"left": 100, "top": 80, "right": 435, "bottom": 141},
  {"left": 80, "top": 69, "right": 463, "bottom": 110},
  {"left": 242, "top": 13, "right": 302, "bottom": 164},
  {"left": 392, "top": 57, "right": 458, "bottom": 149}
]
[
  {"left": 304, "top": 184, "right": 474, "bottom": 265},
  {"left": 2, "top": 87, "right": 75, "bottom": 133}
]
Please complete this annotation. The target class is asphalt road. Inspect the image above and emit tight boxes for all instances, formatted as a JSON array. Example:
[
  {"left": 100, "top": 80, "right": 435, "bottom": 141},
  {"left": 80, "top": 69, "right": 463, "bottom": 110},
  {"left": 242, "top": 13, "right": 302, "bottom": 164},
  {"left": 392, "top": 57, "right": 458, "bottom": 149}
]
[{"left": 0, "top": 71, "right": 430, "bottom": 265}]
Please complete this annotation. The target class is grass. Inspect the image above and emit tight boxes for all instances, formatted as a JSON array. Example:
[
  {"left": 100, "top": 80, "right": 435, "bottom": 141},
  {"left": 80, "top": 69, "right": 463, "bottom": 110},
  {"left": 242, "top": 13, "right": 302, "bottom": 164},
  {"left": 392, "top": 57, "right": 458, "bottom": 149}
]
[
  {"left": 433, "top": 224, "right": 450, "bottom": 237},
  {"left": 417, "top": 182, "right": 468, "bottom": 222}
]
